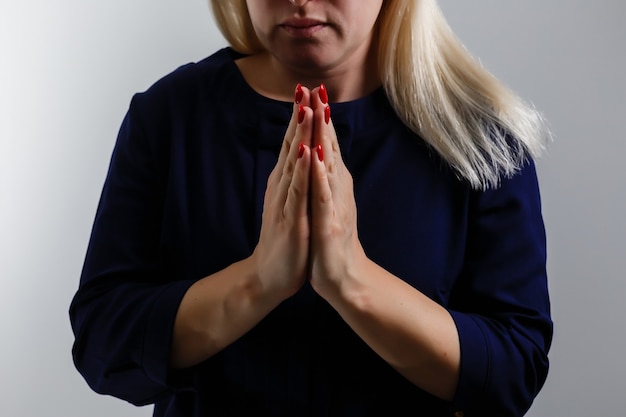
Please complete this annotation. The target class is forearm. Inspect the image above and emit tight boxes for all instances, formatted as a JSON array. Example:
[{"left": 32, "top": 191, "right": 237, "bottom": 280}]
[
  {"left": 170, "top": 256, "right": 287, "bottom": 369},
  {"left": 319, "top": 251, "right": 460, "bottom": 401},
  {"left": 171, "top": 98, "right": 314, "bottom": 370}
]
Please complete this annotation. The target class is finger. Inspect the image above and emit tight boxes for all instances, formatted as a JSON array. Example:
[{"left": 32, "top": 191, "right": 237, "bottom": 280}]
[
  {"left": 311, "top": 140, "right": 334, "bottom": 231},
  {"left": 309, "top": 84, "right": 329, "bottom": 111},
  {"left": 272, "top": 84, "right": 313, "bottom": 183},
  {"left": 275, "top": 105, "right": 314, "bottom": 216},
  {"left": 311, "top": 91, "right": 342, "bottom": 189},
  {"left": 283, "top": 143, "right": 311, "bottom": 221}
]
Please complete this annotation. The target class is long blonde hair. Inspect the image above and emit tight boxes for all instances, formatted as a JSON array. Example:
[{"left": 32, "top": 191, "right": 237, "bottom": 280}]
[{"left": 209, "top": 0, "right": 550, "bottom": 189}]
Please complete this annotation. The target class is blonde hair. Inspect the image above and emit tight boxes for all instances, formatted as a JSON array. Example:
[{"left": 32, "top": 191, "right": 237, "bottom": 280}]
[{"left": 209, "top": 0, "right": 550, "bottom": 189}]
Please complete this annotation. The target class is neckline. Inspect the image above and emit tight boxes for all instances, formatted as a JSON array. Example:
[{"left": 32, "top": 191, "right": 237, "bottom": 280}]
[{"left": 223, "top": 47, "right": 386, "bottom": 110}]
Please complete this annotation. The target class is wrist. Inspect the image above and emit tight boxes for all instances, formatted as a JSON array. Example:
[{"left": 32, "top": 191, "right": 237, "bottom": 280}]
[
  {"left": 244, "top": 251, "right": 300, "bottom": 305},
  {"left": 312, "top": 246, "right": 371, "bottom": 308}
]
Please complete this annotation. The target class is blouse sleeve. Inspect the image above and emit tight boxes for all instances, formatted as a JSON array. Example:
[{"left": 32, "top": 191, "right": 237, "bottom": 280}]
[
  {"left": 448, "top": 161, "right": 553, "bottom": 417},
  {"left": 69, "top": 94, "right": 196, "bottom": 406}
]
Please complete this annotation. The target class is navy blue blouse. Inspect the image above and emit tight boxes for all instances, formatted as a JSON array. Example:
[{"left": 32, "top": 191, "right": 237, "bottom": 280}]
[{"left": 70, "top": 48, "right": 552, "bottom": 417}]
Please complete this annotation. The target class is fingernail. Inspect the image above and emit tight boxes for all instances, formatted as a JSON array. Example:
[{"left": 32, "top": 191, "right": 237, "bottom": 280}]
[
  {"left": 295, "top": 83, "right": 303, "bottom": 104},
  {"left": 319, "top": 84, "right": 328, "bottom": 104},
  {"left": 316, "top": 144, "right": 324, "bottom": 162},
  {"left": 324, "top": 105, "right": 331, "bottom": 125},
  {"left": 298, "top": 105, "right": 305, "bottom": 124},
  {"left": 298, "top": 142, "right": 305, "bottom": 159}
]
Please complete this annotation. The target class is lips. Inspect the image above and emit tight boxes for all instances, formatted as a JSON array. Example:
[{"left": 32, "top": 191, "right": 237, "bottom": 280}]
[{"left": 280, "top": 18, "right": 327, "bottom": 37}]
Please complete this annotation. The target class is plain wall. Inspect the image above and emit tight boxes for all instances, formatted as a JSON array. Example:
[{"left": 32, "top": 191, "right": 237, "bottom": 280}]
[{"left": 1, "top": 1, "right": 624, "bottom": 416}]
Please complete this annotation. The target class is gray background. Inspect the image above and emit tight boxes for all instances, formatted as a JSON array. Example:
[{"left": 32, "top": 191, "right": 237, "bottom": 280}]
[{"left": 1, "top": 1, "right": 624, "bottom": 416}]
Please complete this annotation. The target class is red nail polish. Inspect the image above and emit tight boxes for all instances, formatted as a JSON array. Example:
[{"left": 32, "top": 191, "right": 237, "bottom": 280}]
[
  {"left": 316, "top": 144, "right": 324, "bottom": 162},
  {"left": 324, "top": 105, "right": 331, "bottom": 125},
  {"left": 298, "top": 142, "right": 305, "bottom": 159},
  {"left": 298, "top": 105, "right": 305, "bottom": 124},
  {"left": 295, "top": 83, "right": 303, "bottom": 104},
  {"left": 319, "top": 84, "right": 328, "bottom": 104}
]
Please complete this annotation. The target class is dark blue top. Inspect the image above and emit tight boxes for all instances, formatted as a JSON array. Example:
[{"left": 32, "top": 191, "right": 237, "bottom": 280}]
[{"left": 70, "top": 48, "right": 552, "bottom": 417}]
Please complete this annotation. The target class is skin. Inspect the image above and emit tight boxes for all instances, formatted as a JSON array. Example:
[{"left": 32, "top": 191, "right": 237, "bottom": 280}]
[
  {"left": 171, "top": 0, "right": 460, "bottom": 402},
  {"left": 239, "top": 0, "right": 383, "bottom": 102}
]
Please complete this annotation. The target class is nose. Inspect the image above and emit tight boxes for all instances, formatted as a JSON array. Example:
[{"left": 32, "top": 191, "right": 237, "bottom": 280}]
[{"left": 289, "top": 0, "right": 308, "bottom": 6}]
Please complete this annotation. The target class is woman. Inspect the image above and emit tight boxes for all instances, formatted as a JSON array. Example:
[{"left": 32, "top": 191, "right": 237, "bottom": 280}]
[{"left": 70, "top": 0, "right": 552, "bottom": 416}]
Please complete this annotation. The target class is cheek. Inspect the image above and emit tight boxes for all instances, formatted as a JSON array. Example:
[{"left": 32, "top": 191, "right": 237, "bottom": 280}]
[
  {"left": 248, "top": 21, "right": 272, "bottom": 48},
  {"left": 245, "top": 3, "right": 272, "bottom": 39},
  {"left": 344, "top": 3, "right": 382, "bottom": 39}
]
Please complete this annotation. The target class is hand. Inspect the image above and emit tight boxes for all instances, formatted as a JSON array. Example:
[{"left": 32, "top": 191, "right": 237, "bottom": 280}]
[
  {"left": 250, "top": 85, "right": 315, "bottom": 299},
  {"left": 308, "top": 86, "right": 367, "bottom": 300}
]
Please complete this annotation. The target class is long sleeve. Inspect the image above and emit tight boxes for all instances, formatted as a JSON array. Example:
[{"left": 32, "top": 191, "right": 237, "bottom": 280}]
[
  {"left": 68, "top": 48, "right": 553, "bottom": 416},
  {"left": 69, "top": 96, "right": 196, "bottom": 405},
  {"left": 448, "top": 161, "right": 552, "bottom": 416}
]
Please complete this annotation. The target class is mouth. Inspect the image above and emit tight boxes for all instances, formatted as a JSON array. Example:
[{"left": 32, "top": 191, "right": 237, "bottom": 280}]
[{"left": 280, "top": 18, "right": 328, "bottom": 38}]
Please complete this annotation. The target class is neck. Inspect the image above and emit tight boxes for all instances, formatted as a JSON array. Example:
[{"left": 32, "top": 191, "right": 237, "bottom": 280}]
[{"left": 236, "top": 49, "right": 381, "bottom": 103}]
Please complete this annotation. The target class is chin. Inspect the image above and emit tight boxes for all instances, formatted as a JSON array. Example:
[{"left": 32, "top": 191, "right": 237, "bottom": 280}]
[{"left": 276, "top": 46, "right": 337, "bottom": 73}]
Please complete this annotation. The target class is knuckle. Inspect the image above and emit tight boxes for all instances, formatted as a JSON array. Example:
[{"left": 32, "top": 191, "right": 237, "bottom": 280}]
[
  {"left": 282, "top": 159, "right": 295, "bottom": 176},
  {"left": 319, "top": 189, "right": 332, "bottom": 204}
]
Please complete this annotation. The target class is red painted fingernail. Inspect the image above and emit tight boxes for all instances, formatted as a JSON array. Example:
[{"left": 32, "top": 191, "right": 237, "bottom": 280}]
[
  {"left": 316, "top": 144, "right": 324, "bottom": 162},
  {"left": 298, "top": 105, "right": 305, "bottom": 124},
  {"left": 324, "top": 105, "right": 331, "bottom": 125},
  {"left": 319, "top": 83, "right": 328, "bottom": 104},
  {"left": 298, "top": 142, "right": 305, "bottom": 159},
  {"left": 295, "top": 83, "right": 303, "bottom": 104}
]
